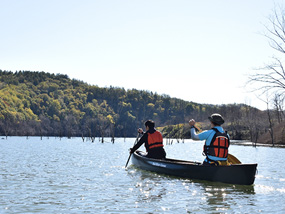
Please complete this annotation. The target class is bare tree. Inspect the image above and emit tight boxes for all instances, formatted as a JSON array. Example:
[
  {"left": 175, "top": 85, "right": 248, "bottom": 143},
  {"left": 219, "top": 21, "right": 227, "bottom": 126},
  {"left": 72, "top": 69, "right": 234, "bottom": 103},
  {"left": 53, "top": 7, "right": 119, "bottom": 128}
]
[
  {"left": 246, "top": 6, "right": 285, "bottom": 145},
  {"left": 273, "top": 93, "right": 285, "bottom": 123},
  {"left": 242, "top": 105, "right": 263, "bottom": 145},
  {"left": 248, "top": 6, "right": 285, "bottom": 100},
  {"left": 98, "top": 115, "right": 109, "bottom": 143},
  {"left": 84, "top": 118, "right": 97, "bottom": 142},
  {"left": 264, "top": 7, "right": 285, "bottom": 54},
  {"left": 249, "top": 58, "right": 285, "bottom": 96},
  {"left": 0, "top": 119, "right": 12, "bottom": 139},
  {"left": 63, "top": 114, "right": 77, "bottom": 138},
  {"left": 0, "top": 110, "right": 16, "bottom": 138},
  {"left": 266, "top": 101, "right": 275, "bottom": 146}
]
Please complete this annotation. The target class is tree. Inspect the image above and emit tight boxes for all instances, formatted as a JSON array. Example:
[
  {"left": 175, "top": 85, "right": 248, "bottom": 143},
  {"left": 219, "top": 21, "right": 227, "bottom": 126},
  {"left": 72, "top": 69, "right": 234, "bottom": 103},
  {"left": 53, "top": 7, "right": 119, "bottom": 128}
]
[
  {"left": 247, "top": 6, "right": 285, "bottom": 145},
  {"left": 248, "top": 6, "right": 285, "bottom": 103},
  {"left": 273, "top": 93, "right": 285, "bottom": 123},
  {"left": 98, "top": 114, "right": 109, "bottom": 143},
  {"left": 266, "top": 99, "right": 275, "bottom": 146}
]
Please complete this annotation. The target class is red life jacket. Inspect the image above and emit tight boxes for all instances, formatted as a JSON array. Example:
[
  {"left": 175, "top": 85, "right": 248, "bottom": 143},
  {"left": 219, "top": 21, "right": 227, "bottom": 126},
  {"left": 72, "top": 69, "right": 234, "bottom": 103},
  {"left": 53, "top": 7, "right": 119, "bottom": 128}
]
[
  {"left": 147, "top": 131, "right": 163, "bottom": 150},
  {"left": 203, "top": 128, "right": 230, "bottom": 159}
]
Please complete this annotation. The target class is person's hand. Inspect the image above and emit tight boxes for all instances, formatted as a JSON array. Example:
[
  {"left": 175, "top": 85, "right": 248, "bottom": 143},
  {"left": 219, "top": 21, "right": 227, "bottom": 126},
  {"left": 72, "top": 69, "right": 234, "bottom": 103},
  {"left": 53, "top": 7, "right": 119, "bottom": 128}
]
[
  {"left": 189, "top": 119, "right": 196, "bottom": 127},
  {"left": 138, "top": 128, "right": 143, "bottom": 134},
  {"left": 129, "top": 148, "right": 135, "bottom": 154}
]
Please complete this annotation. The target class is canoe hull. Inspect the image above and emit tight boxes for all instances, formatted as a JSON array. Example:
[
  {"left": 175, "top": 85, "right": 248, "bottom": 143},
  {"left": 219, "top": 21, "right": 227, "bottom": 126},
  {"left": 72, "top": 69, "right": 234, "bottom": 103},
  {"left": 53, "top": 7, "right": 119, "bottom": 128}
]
[{"left": 131, "top": 151, "right": 257, "bottom": 185}]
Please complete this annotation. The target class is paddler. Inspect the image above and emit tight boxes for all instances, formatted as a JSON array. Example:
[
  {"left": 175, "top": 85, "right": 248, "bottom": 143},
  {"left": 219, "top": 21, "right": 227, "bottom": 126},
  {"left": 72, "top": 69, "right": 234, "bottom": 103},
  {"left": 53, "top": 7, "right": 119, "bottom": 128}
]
[
  {"left": 130, "top": 120, "right": 166, "bottom": 159},
  {"left": 189, "top": 113, "right": 230, "bottom": 165}
]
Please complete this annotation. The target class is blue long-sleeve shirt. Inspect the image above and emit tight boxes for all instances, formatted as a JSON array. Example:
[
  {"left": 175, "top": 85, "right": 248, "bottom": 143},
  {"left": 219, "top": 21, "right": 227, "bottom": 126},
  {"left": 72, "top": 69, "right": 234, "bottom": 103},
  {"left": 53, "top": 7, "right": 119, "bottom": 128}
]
[{"left": 191, "top": 126, "right": 229, "bottom": 162}]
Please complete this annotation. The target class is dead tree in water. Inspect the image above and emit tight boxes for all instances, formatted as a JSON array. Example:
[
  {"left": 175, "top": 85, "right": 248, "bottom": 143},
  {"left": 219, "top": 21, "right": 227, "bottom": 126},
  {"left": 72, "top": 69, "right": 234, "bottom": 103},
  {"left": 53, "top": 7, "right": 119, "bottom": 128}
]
[
  {"left": 98, "top": 116, "right": 109, "bottom": 143},
  {"left": 84, "top": 118, "right": 97, "bottom": 143},
  {"left": 267, "top": 102, "right": 275, "bottom": 146},
  {"left": 110, "top": 123, "right": 115, "bottom": 143}
]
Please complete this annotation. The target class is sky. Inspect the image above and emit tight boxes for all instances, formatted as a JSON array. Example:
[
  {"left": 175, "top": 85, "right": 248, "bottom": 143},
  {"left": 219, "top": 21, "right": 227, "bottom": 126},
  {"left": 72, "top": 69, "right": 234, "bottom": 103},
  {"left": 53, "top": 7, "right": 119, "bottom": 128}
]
[{"left": 1, "top": 0, "right": 284, "bottom": 110}]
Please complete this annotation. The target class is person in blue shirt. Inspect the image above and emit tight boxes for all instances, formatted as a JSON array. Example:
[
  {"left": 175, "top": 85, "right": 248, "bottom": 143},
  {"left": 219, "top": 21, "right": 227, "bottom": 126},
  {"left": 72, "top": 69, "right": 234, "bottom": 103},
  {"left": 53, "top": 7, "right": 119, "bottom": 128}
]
[{"left": 189, "top": 113, "right": 230, "bottom": 165}]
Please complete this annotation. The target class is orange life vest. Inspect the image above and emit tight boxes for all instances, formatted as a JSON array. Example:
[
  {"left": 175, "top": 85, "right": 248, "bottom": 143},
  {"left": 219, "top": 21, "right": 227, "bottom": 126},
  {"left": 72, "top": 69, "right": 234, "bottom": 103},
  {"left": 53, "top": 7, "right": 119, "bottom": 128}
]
[
  {"left": 147, "top": 131, "right": 163, "bottom": 150},
  {"left": 203, "top": 128, "right": 229, "bottom": 159}
]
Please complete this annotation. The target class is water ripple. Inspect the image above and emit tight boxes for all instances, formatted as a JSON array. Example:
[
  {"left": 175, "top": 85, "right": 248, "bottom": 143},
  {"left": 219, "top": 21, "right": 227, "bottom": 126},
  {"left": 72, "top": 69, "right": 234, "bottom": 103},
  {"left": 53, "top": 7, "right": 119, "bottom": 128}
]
[{"left": 0, "top": 137, "right": 284, "bottom": 213}]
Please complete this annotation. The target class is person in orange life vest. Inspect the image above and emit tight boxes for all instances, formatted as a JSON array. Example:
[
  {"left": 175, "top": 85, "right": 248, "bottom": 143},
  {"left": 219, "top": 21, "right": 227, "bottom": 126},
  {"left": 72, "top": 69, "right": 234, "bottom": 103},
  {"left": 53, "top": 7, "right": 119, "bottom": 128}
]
[
  {"left": 189, "top": 113, "right": 230, "bottom": 165},
  {"left": 130, "top": 120, "right": 166, "bottom": 159}
]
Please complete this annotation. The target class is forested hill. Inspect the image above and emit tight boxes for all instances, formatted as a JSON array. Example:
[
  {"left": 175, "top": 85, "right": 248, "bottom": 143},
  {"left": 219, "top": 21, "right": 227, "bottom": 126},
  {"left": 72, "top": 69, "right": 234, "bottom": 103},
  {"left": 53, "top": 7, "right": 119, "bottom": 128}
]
[{"left": 0, "top": 70, "right": 263, "bottom": 139}]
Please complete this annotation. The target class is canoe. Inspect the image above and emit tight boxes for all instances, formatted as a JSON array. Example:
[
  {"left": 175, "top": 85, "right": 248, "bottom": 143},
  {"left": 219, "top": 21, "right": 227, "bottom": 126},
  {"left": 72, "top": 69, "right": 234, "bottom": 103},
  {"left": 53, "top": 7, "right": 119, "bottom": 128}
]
[{"left": 131, "top": 151, "right": 257, "bottom": 185}]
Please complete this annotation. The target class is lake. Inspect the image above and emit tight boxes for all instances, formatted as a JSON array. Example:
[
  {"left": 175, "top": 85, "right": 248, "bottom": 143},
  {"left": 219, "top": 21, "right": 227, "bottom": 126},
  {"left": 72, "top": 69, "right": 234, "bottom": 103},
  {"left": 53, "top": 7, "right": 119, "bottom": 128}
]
[{"left": 0, "top": 137, "right": 284, "bottom": 213}]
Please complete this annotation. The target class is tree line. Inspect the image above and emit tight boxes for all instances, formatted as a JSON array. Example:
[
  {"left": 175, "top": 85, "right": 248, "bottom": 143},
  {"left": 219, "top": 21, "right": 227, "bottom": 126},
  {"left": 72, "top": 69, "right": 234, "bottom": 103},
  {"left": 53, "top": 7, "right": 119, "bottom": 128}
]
[{"left": 0, "top": 70, "right": 207, "bottom": 139}]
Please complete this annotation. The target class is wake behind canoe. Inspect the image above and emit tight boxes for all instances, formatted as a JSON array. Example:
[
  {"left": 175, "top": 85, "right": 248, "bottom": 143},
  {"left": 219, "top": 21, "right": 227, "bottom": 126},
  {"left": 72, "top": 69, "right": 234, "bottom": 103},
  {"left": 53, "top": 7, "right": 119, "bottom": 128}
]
[{"left": 131, "top": 151, "right": 257, "bottom": 185}]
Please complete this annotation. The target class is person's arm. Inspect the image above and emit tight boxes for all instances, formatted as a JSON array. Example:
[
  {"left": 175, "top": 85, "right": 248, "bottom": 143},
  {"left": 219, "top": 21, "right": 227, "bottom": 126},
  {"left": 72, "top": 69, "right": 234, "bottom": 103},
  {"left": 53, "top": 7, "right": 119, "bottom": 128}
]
[
  {"left": 190, "top": 127, "right": 200, "bottom": 140},
  {"left": 189, "top": 119, "right": 200, "bottom": 140},
  {"left": 130, "top": 133, "right": 147, "bottom": 153}
]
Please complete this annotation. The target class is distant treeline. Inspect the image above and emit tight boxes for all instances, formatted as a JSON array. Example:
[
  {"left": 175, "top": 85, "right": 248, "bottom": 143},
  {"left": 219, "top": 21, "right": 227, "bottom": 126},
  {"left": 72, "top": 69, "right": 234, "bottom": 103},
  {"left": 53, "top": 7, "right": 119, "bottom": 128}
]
[{"left": 0, "top": 70, "right": 268, "bottom": 141}]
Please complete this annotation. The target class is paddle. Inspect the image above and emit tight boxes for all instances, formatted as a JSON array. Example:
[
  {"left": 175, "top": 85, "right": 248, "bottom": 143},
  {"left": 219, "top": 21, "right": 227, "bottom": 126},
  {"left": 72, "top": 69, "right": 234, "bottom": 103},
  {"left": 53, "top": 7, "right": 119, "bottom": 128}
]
[
  {"left": 228, "top": 153, "right": 242, "bottom": 164},
  {"left": 193, "top": 125, "right": 202, "bottom": 133},
  {"left": 125, "top": 133, "right": 140, "bottom": 168}
]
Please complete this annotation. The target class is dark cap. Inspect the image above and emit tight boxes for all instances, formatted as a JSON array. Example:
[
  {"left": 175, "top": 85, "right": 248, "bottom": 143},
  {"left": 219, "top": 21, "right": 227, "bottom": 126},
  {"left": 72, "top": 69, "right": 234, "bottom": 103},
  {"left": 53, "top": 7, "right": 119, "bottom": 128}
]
[{"left": 208, "top": 113, "right": 224, "bottom": 125}]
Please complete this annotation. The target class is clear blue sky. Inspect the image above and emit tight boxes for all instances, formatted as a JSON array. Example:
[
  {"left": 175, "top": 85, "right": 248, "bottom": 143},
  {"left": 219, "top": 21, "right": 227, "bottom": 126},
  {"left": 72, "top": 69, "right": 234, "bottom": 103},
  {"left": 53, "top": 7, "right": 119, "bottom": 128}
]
[{"left": 1, "top": 0, "right": 284, "bottom": 110}]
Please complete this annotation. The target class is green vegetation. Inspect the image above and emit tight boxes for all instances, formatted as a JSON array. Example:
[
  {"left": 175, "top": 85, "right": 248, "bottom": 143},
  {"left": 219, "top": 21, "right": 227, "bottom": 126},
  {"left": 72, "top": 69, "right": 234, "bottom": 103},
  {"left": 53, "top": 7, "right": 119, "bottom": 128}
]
[{"left": 0, "top": 70, "right": 275, "bottom": 142}]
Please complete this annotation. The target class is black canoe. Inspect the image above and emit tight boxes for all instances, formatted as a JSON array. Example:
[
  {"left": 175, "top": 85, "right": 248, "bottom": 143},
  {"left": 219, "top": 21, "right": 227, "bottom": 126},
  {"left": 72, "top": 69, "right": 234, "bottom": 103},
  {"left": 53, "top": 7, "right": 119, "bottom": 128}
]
[{"left": 131, "top": 151, "right": 257, "bottom": 185}]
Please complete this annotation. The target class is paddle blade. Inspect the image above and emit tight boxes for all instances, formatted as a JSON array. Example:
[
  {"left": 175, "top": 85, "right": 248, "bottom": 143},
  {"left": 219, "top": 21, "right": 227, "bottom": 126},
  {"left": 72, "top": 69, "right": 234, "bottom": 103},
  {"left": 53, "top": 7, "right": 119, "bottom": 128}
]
[
  {"left": 125, "top": 153, "right": 132, "bottom": 168},
  {"left": 125, "top": 133, "right": 141, "bottom": 168},
  {"left": 228, "top": 153, "right": 242, "bottom": 164}
]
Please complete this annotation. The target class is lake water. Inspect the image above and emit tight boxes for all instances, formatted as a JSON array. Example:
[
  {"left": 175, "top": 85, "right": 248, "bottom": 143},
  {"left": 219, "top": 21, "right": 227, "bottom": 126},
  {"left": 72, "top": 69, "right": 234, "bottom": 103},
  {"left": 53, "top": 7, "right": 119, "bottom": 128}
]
[{"left": 0, "top": 137, "right": 284, "bottom": 214}]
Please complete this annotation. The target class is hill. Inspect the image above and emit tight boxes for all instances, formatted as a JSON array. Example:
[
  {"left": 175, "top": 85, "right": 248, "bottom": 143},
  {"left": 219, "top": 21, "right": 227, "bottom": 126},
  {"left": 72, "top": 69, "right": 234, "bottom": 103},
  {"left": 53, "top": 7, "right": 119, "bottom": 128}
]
[{"left": 0, "top": 70, "right": 274, "bottom": 142}]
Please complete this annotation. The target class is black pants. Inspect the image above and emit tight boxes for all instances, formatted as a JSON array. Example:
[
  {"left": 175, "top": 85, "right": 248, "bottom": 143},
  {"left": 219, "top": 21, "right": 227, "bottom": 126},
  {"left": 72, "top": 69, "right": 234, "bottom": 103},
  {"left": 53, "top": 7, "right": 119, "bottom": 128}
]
[{"left": 147, "top": 147, "right": 166, "bottom": 159}]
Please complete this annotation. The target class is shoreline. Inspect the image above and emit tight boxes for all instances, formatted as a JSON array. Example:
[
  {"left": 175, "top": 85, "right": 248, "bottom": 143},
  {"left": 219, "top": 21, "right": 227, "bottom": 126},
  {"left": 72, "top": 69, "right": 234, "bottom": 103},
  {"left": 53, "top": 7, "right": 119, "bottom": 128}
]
[{"left": 231, "top": 140, "right": 285, "bottom": 148}]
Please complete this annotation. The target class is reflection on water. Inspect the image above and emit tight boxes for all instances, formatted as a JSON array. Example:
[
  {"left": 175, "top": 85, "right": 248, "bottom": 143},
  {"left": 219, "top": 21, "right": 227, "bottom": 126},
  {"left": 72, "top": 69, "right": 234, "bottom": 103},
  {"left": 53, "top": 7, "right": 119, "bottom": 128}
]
[
  {"left": 128, "top": 167, "right": 168, "bottom": 204},
  {"left": 127, "top": 166, "right": 256, "bottom": 213},
  {"left": 200, "top": 182, "right": 255, "bottom": 213}
]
